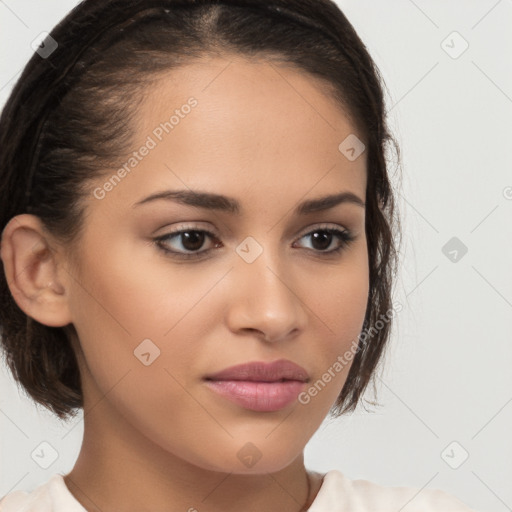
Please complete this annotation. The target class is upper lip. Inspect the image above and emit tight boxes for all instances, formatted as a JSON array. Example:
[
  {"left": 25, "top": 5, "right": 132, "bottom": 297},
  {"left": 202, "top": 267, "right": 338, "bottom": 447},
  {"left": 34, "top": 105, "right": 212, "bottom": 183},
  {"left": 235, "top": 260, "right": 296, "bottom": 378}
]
[{"left": 205, "top": 359, "right": 309, "bottom": 382}]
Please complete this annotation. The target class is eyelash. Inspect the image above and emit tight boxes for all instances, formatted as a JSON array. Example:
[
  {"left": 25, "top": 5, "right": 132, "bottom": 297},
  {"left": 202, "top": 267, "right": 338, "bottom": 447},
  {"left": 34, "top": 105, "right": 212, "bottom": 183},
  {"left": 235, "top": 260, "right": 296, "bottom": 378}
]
[{"left": 153, "top": 224, "right": 356, "bottom": 261}]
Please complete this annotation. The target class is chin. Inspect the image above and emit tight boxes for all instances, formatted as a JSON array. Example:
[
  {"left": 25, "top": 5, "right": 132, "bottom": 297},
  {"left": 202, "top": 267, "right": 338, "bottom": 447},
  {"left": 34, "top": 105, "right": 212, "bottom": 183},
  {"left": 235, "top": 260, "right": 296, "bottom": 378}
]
[{"left": 176, "top": 437, "right": 305, "bottom": 475}]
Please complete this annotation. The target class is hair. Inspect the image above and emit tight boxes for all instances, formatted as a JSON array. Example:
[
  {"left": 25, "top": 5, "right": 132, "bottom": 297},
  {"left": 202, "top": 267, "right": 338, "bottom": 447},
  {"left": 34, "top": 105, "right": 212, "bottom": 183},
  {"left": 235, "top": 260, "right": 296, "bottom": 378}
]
[{"left": 0, "top": 0, "right": 400, "bottom": 421}]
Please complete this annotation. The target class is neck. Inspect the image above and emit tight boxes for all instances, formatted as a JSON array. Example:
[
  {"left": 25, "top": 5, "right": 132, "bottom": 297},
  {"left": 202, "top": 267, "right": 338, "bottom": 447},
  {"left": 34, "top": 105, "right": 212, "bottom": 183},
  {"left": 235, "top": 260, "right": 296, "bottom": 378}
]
[{"left": 63, "top": 399, "right": 323, "bottom": 512}]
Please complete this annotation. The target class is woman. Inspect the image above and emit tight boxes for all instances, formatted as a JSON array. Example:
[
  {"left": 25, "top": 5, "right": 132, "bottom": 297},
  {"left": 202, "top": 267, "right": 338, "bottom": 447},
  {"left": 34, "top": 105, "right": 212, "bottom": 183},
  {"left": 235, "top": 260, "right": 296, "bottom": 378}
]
[{"left": 0, "top": 1, "right": 478, "bottom": 510}]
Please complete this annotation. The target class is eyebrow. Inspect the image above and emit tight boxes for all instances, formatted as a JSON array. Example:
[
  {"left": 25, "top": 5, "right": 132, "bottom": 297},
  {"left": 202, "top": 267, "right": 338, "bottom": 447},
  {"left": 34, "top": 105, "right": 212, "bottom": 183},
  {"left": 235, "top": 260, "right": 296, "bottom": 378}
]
[{"left": 133, "top": 189, "right": 365, "bottom": 215}]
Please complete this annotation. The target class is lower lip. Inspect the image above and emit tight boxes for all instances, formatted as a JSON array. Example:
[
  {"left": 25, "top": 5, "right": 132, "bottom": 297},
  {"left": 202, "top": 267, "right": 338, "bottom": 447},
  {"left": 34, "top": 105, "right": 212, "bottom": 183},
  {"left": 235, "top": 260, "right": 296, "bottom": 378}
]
[{"left": 205, "top": 380, "right": 306, "bottom": 412}]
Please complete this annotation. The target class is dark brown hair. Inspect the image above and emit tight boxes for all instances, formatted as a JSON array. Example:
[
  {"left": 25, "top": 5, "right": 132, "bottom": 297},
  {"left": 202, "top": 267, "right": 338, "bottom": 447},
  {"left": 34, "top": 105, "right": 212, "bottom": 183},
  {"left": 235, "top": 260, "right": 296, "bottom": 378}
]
[{"left": 0, "top": 0, "right": 400, "bottom": 421}]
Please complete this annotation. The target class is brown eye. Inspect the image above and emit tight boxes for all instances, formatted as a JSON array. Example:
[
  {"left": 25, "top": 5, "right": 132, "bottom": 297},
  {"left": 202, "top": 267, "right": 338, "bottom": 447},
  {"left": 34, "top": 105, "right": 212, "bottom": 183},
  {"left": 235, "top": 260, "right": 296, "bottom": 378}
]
[
  {"left": 294, "top": 228, "right": 355, "bottom": 254},
  {"left": 310, "top": 231, "right": 333, "bottom": 251},
  {"left": 179, "top": 231, "right": 207, "bottom": 252},
  {"left": 155, "top": 229, "right": 221, "bottom": 258}
]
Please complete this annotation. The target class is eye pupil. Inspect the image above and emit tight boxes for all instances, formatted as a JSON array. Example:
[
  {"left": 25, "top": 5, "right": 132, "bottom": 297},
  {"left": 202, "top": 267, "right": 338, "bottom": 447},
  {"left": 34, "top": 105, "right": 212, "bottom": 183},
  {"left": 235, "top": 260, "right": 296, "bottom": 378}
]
[
  {"left": 182, "top": 231, "right": 205, "bottom": 251},
  {"left": 311, "top": 231, "right": 332, "bottom": 251}
]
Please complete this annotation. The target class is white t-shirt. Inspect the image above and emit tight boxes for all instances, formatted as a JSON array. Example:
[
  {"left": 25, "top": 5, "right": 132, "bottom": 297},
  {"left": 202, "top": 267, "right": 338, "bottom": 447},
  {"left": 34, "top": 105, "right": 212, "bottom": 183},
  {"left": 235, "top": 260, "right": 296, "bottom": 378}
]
[{"left": 0, "top": 470, "right": 478, "bottom": 511}]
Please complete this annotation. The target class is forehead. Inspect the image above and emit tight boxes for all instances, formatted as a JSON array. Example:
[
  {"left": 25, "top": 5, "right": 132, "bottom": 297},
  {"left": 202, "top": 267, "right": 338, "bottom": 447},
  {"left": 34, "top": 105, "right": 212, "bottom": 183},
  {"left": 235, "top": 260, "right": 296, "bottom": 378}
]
[
  {"left": 97, "top": 54, "right": 367, "bottom": 212},
  {"left": 143, "top": 54, "right": 363, "bottom": 152}
]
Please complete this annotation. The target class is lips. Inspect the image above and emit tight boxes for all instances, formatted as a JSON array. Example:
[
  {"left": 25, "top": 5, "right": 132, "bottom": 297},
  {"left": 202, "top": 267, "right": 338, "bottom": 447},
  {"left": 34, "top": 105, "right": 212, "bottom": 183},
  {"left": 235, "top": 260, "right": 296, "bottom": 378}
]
[
  {"left": 204, "top": 359, "right": 310, "bottom": 383},
  {"left": 204, "top": 359, "right": 309, "bottom": 412}
]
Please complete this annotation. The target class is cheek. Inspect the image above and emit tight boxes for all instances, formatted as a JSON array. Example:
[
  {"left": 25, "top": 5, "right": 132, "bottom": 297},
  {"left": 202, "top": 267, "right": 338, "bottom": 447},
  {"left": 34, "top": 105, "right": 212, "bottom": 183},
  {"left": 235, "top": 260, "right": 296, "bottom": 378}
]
[
  {"left": 68, "top": 236, "right": 224, "bottom": 341},
  {"left": 66, "top": 235, "right": 234, "bottom": 396},
  {"left": 66, "top": 240, "right": 208, "bottom": 402},
  {"left": 298, "top": 245, "right": 370, "bottom": 406},
  {"left": 312, "top": 241, "right": 370, "bottom": 346},
  {"left": 329, "top": 258, "right": 369, "bottom": 341},
  {"left": 67, "top": 249, "right": 227, "bottom": 466}
]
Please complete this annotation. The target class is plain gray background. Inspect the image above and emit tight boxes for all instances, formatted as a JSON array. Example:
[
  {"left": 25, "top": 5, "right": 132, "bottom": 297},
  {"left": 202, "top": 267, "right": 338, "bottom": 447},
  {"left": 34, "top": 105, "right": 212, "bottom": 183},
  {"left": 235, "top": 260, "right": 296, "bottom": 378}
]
[{"left": 1, "top": 1, "right": 511, "bottom": 511}]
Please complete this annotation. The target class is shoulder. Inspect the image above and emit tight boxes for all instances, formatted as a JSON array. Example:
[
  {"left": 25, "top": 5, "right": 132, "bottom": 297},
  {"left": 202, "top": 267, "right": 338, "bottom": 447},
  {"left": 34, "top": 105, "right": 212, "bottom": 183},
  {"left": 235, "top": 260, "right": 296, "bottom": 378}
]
[
  {"left": 0, "top": 474, "right": 86, "bottom": 512},
  {"left": 309, "top": 470, "right": 479, "bottom": 512}
]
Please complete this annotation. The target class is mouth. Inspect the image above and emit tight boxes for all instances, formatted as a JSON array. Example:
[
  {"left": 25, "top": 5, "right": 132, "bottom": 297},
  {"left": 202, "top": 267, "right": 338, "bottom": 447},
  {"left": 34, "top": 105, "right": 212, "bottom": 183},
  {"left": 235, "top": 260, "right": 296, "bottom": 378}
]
[{"left": 203, "top": 359, "right": 309, "bottom": 412}]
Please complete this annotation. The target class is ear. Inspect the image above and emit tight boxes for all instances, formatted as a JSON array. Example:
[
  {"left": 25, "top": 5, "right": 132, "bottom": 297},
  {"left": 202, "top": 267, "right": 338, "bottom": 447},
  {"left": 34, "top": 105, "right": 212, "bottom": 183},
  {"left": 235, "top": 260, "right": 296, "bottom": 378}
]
[{"left": 0, "top": 214, "right": 72, "bottom": 327}]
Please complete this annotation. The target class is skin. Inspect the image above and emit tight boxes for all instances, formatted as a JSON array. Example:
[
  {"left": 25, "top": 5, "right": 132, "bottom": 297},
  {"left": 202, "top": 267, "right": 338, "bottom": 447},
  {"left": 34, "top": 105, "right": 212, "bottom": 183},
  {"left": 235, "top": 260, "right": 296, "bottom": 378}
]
[{"left": 1, "top": 54, "right": 369, "bottom": 512}]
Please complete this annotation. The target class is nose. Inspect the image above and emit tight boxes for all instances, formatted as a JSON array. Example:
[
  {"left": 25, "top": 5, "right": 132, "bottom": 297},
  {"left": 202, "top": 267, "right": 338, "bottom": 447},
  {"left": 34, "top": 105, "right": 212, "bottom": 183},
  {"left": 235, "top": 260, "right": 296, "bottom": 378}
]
[{"left": 225, "top": 248, "right": 308, "bottom": 343}]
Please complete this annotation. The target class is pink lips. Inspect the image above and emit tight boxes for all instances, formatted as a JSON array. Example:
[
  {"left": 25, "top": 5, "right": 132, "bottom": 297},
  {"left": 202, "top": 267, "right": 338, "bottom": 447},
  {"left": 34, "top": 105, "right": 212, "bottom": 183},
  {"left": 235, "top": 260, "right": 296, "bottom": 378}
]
[{"left": 204, "top": 359, "right": 309, "bottom": 412}]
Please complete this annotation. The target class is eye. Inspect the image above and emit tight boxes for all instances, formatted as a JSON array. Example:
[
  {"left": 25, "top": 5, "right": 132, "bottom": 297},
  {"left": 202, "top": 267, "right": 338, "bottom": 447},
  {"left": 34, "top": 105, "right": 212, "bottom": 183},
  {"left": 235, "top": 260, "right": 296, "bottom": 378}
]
[
  {"left": 154, "top": 227, "right": 222, "bottom": 260},
  {"left": 293, "top": 226, "right": 356, "bottom": 255}
]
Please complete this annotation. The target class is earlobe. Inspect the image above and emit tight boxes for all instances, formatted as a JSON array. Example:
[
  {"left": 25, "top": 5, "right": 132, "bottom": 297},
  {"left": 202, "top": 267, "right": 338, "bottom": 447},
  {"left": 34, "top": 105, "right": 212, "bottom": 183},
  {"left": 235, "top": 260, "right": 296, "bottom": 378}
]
[{"left": 0, "top": 214, "right": 72, "bottom": 327}]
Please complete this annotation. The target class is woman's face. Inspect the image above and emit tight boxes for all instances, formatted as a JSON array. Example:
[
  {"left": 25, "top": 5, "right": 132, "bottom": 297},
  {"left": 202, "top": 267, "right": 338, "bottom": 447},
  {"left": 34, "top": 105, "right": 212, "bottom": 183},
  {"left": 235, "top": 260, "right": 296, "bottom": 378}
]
[{"left": 64, "top": 55, "right": 369, "bottom": 474}]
